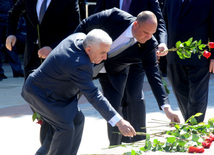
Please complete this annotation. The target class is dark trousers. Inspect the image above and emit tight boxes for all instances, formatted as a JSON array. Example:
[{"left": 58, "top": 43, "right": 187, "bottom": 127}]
[
  {"left": 122, "top": 63, "right": 146, "bottom": 143},
  {"left": 98, "top": 68, "right": 128, "bottom": 146},
  {"left": 167, "top": 61, "right": 210, "bottom": 122},
  {"left": 0, "top": 25, "right": 23, "bottom": 76},
  {"left": 36, "top": 108, "right": 85, "bottom": 155}
]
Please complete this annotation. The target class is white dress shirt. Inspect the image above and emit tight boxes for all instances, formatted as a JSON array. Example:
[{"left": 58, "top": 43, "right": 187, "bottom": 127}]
[
  {"left": 99, "top": 23, "right": 136, "bottom": 73},
  {"left": 36, "top": 0, "right": 52, "bottom": 20},
  {"left": 119, "top": 0, "right": 133, "bottom": 9}
]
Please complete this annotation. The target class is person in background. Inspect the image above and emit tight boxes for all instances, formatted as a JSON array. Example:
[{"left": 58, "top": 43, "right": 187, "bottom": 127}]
[
  {"left": 163, "top": 0, "right": 214, "bottom": 123},
  {"left": 75, "top": 8, "right": 180, "bottom": 146},
  {"left": 5, "top": 0, "right": 81, "bottom": 154},
  {"left": 22, "top": 29, "right": 136, "bottom": 155},
  {"left": 94, "top": 0, "right": 169, "bottom": 144},
  {"left": 0, "top": 0, "right": 24, "bottom": 81}
]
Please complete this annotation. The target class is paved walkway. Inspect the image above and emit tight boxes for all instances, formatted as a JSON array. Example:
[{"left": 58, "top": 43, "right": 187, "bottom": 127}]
[{"left": 0, "top": 63, "right": 214, "bottom": 155}]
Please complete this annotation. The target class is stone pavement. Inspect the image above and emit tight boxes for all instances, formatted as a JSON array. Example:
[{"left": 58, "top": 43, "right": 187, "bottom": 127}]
[{"left": 0, "top": 63, "right": 214, "bottom": 155}]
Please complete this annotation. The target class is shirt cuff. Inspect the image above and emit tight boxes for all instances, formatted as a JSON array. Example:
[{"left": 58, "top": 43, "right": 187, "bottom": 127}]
[
  {"left": 161, "top": 104, "right": 171, "bottom": 111},
  {"left": 108, "top": 113, "right": 122, "bottom": 127}
]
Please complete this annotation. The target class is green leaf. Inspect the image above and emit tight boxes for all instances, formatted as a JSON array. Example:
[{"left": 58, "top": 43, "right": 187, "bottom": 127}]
[
  {"left": 146, "top": 134, "right": 150, "bottom": 141},
  {"left": 176, "top": 41, "right": 182, "bottom": 49},
  {"left": 174, "top": 124, "right": 180, "bottom": 130},
  {"left": 32, "top": 112, "right": 37, "bottom": 122},
  {"left": 192, "top": 134, "right": 200, "bottom": 142},
  {"left": 177, "top": 140, "right": 186, "bottom": 147},
  {"left": 189, "top": 117, "right": 198, "bottom": 125},
  {"left": 139, "top": 147, "right": 146, "bottom": 152},
  {"left": 197, "top": 40, "right": 202, "bottom": 46},
  {"left": 185, "top": 37, "right": 193, "bottom": 46},
  {"left": 167, "top": 137, "right": 176, "bottom": 144},
  {"left": 153, "top": 139, "right": 158, "bottom": 144},
  {"left": 194, "top": 113, "right": 203, "bottom": 117},
  {"left": 181, "top": 133, "right": 191, "bottom": 139},
  {"left": 208, "top": 117, "right": 214, "bottom": 126}
]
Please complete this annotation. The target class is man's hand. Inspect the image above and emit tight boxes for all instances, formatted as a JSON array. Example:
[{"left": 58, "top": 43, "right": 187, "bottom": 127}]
[
  {"left": 116, "top": 119, "right": 136, "bottom": 137},
  {"left": 38, "top": 46, "right": 52, "bottom": 59},
  {"left": 156, "top": 43, "right": 168, "bottom": 57},
  {"left": 209, "top": 59, "right": 214, "bottom": 73},
  {"left": 164, "top": 107, "right": 180, "bottom": 124},
  {"left": 6, "top": 35, "right": 17, "bottom": 51}
]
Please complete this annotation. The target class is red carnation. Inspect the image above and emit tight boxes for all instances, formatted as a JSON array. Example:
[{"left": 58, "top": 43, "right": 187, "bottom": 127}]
[
  {"left": 202, "top": 141, "right": 212, "bottom": 148},
  {"left": 203, "top": 50, "right": 211, "bottom": 59},
  {"left": 209, "top": 42, "right": 214, "bottom": 49},
  {"left": 37, "top": 119, "right": 43, "bottom": 125},
  {"left": 188, "top": 146, "right": 204, "bottom": 153}
]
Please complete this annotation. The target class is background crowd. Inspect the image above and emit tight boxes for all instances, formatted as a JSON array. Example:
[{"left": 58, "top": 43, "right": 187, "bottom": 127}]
[{"left": 0, "top": 0, "right": 213, "bottom": 154}]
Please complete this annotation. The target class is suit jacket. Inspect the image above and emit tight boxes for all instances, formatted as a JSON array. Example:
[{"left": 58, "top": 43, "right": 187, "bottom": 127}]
[
  {"left": 21, "top": 33, "right": 118, "bottom": 123},
  {"left": 94, "top": 0, "right": 167, "bottom": 44},
  {"left": 7, "top": 0, "right": 80, "bottom": 73},
  {"left": 75, "top": 8, "right": 169, "bottom": 108},
  {"left": 0, "top": 0, "right": 13, "bottom": 26},
  {"left": 163, "top": 0, "right": 214, "bottom": 65}
]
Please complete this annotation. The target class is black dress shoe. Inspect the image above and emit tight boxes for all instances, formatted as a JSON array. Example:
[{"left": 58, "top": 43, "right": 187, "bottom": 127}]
[
  {"left": 13, "top": 72, "right": 24, "bottom": 77},
  {"left": 0, "top": 74, "right": 7, "bottom": 80}
]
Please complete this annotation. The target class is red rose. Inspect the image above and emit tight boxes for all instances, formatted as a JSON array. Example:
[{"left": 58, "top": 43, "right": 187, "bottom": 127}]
[
  {"left": 209, "top": 42, "right": 214, "bottom": 49},
  {"left": 205, "top": 137, "right": 213, "bottom": 143},
  {"left": 188, "top": 146, "right": 197, "bottom": 153},
  {"left": 37, "top": 119, "right": 43, "bottom": 125},
  {"left": 188, "top": 146, "right": 204, "bottom": 153},
  {"left": 202, "top": 141, "right": 211, "bottom": 148},
  {"left": 203, "top": 50, "right": 211, "bottom": 59},
  {"left": 209, "top": 133, "right": 214, "bottom": 141}
]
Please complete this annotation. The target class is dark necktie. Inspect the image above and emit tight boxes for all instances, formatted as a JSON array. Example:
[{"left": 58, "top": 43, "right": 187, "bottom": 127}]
[
  {"left": 39, "top": 0, "right": 48, "bottom": 24},
  {"left": 93, "top": 38, "right": 135, "bottom": 77},
  {"left": 122, "top": 0, "right": 131, "bottom": 12},
  {"left": 181, "top": 0, "right": 189, "bottom": 12}
]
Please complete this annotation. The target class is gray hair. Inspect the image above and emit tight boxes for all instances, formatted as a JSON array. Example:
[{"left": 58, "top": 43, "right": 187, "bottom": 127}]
[{"left": 83, "top": 29, "right": 112, "bottom": 48}]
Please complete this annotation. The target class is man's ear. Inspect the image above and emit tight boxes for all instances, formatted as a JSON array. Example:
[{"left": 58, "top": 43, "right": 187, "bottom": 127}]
[
  {"left": 85, "top": 46, "right": 91, "bottom": 55},
  {"left": 134, "top": 21, "right": 138, "bottom": 25}
]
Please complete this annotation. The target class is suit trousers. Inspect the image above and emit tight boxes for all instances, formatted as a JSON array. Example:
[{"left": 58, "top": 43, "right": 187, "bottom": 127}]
[
  {"left": 35, "top": 108, "right": 85, "bottom": 155},
  {"left": 24, "top": 44, "right": 42, "bottom": 78},
  {"left": 122, "top": 63, "right": 146, "bottom": 143},
  {"left": 98, "top": 68, "right": 129, "bottom": 146},
  {"left": 167, "top": 61, "right": 210, "bottom": 123}
]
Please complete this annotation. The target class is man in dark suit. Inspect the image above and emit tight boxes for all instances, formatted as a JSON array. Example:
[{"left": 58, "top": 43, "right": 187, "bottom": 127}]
[
  {"left": 75, "top": 8, "right": 180, "bottom": 145},
  {"left": 0, "top": 0, "right": 24, "bottom": 80},
  {"left": 163, "top": 0, "right": 214, "bottom": 122},
  {"left": 6, "top": 0, "right": 80, "bottom": 77},
  {"left": 5, "top": 0, "right": 81, "bottom": 153},
  {"left": 94, "top": 0, "right": 168, "bottom": 144},
  {"left": 22, "top": 29, "right": 136, "bottom": 155}
]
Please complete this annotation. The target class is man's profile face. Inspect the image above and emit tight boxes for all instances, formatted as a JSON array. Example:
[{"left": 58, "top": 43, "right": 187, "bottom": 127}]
[
  {"left": 132, "top": 20, "right": 157, "bottom": 44},
  {"left": 87, "top": 42, "right": 111, "bottom": 64}
]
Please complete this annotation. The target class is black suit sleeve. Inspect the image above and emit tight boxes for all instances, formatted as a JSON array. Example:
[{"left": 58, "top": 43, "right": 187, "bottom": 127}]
[
  {"left": 149, "top": 0, "right": 167, "bottom": 44},
  {"left": 141, "top": 38, "right": 169, "bottom": 108},
  {"left": 94, "top": 0, "right": 106, "bottom": 13},
  {"left": 74, "top": 9, "right": 110, "bottom": 34},
  {"left": 49, "top": 0, "right": 80, "bottom": 49},
  {"left": 7, "top": 0, "right": 25, "bottom": 36}
]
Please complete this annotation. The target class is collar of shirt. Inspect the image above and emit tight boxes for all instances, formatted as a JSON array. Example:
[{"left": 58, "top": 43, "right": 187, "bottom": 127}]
[
  {"left": 108, "top": 22, "right": 136, "bottom": 54},
  {"left": 36, "top": 0, "right": 52, "bottom": 20}
]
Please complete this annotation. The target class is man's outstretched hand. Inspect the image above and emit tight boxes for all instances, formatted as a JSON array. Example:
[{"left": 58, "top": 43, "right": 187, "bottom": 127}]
[
  {"left": 116, "top": 119, "right": 136, "bottom": 137},
  {"left": 164, "top": 107, "right": 180, "bottom": 125}
]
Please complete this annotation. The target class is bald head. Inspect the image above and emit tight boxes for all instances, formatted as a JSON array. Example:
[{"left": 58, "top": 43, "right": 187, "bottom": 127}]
[
  {"left": 132, "top": 11, "right": 157, "bottom": 44},
  {"left": 136, "top": 11, "right": 157, "bottom": 25}
]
